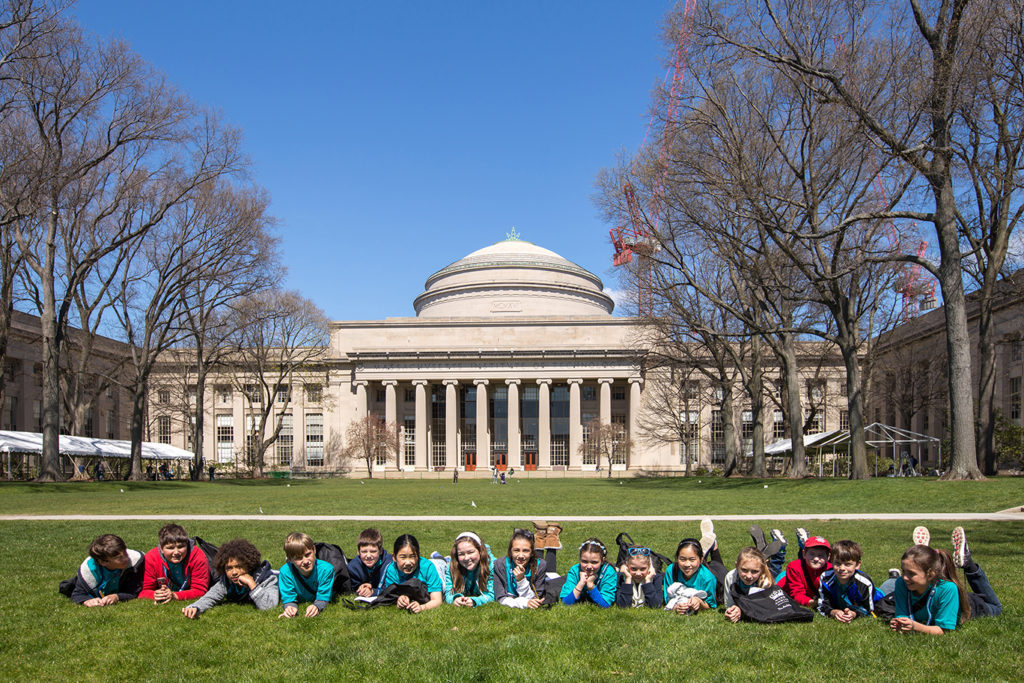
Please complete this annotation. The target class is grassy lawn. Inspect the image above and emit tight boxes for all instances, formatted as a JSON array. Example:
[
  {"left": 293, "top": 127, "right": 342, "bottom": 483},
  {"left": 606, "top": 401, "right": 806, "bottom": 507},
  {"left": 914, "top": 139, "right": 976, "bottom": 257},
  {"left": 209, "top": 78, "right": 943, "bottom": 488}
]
[
  {"left": 0, "top": 475, "right": 1022, "bottom": 516},
  {"left": 2, "top": 515, "right": 1023, "bottom": 681}
]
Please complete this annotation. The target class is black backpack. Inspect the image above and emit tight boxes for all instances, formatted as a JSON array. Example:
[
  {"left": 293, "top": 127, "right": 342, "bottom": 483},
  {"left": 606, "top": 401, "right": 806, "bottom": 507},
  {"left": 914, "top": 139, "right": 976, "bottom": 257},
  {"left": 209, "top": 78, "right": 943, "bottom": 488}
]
[
  {"left": 730, "top": 583, "right": 814, "bottom": 623},
  {"left": 192, "top": 536, "right": 221, "bottom": 582},
  {"left": 341, "top": 578, "right": 429, "bottom": 610},
  {"left": 315, "top": 541, "right": 353, "bottom": 596},
  {"left": 615, "top": 532, "right": 672, "bottom": 573}
]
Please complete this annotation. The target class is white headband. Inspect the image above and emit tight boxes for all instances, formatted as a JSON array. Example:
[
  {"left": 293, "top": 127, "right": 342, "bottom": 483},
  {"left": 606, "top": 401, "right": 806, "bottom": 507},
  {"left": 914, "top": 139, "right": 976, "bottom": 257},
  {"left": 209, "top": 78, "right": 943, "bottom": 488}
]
[{"left": 455, "top": 532, "right": 482, "bottom": 546}]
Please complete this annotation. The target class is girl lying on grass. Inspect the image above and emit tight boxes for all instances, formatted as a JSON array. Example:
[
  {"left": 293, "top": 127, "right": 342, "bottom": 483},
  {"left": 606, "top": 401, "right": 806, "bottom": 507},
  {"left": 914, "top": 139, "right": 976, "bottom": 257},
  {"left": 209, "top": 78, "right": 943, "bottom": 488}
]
[
  {"left": 380, "top": 534, "right": 443, "bottom": 613},
  {"left": 442, "top": 532, "right": 495, "bottom": 607},
  {"left": 182, "top": 539, "right": 279, "bottom": 619},
  {"left": 663, "top": 537, "right": 720, "bottom": 614},
  {"left": 723, "top": 546, "right": 773, "bottom": 623},
  {"left": 494, "top": 528, "right": 551, "bottom": 609},
  {"left": 560, "top": 537, "right": 616, "bottom": 607},
  {"left": 615, "top": 546, "right": 664, "bottom": 609}
]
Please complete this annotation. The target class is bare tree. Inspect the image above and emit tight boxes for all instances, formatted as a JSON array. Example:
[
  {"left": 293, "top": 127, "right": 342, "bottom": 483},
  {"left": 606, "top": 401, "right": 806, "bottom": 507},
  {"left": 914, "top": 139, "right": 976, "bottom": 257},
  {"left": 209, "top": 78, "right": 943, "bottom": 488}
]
[
  {"left": 636, "top": 365, "right": 705, "bottom": 476},
  {"left": 579, "top": 417, "right": 633, "bottom": 478},
  {"left": 342, "top": 415, "right": 399, "bottom": 478},
  {"left": 227, "top": 289, "right": 328, "bottom": 478}
]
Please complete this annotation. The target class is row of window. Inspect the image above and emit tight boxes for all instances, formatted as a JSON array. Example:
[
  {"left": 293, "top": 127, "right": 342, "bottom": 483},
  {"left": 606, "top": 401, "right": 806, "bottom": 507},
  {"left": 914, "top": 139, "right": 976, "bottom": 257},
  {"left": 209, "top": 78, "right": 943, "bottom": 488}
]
[
  {"left": 377, "top": 384, "right": 629, "bottom": 404},
  {"left": 212, "top": 413, "right": 324, "bottom": 467}
]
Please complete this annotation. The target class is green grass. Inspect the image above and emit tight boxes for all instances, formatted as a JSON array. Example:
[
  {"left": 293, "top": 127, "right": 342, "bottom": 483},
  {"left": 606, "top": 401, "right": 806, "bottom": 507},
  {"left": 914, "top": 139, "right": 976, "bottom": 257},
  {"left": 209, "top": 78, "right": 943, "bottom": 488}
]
[
  {"left": 2, "top": 518, "right": 1023, "bottom": 681},
  {"left": 0, "top": 475, "right": 1021, "bottom": 516}
]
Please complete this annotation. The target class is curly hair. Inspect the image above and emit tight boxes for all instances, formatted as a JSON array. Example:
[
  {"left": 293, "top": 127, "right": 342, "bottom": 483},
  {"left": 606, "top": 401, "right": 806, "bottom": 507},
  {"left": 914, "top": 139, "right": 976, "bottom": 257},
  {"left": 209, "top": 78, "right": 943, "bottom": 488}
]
[{"left": 214, "top": 538, "right": 262, "bottom": 575}]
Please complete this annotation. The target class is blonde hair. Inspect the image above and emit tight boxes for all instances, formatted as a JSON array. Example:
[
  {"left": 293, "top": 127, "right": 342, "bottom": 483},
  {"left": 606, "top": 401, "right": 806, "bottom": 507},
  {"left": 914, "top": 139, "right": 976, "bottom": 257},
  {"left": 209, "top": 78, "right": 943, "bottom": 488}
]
[
  {"left": 284, "top": 532, "right": 315, "bottom": 560},
  {"left": 735, "top": 546, "right": 773, "bottom": 588}
]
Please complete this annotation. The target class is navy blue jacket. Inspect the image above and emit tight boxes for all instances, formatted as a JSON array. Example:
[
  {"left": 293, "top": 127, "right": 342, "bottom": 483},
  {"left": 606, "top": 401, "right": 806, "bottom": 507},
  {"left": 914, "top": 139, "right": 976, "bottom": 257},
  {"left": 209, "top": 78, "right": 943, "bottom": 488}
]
[
  {"left": 818, "top": 568, "right": 881, "bottom": 618},
  {"left": 346, "top": 550, "right": 393, "bottom": 596}
]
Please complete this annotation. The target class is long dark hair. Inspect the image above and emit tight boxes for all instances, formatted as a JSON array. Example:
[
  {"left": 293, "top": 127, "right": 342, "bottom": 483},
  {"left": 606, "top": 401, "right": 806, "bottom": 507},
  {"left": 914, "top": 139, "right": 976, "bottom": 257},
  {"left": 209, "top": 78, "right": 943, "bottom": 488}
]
[
  {"left": 393, "top": 534, "right": 420, "bottom": 573},
  {"left": 903, "top": 545, "right": 970, "bottom": 622},
  {"left": 507, "top": 528, "right": 539, "bottom": 587},
  {"left": 450, "top": 533, "right": 491, "bottom": 596}
]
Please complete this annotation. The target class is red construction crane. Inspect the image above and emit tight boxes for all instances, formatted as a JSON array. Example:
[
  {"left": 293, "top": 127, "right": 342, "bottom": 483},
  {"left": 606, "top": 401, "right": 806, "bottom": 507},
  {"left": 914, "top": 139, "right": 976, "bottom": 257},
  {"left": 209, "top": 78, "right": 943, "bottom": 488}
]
[{"left": 611, "top": 0, "right": 696, "bottom": 316}]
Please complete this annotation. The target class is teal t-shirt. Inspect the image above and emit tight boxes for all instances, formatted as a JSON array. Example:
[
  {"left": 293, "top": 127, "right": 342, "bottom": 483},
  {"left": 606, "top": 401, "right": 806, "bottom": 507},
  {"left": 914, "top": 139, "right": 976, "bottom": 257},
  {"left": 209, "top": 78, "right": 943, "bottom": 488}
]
[
  {"left": 278, "top": 559, "right": 335, "bottom": 605},
  {"left": 664, "top": 563, "right": 718, "bottom": 609},
  {"left": 894, "top": 579, "right": 959, "bottom": 630},
  {"left": 443, "top": 557, "right": 496, "bottom": 605},
  {"left": 382, "top": 559, "right": 444, "bottom": 593},
  {"left": 85, "top": 558, "right": 122, "bottom": 597}
]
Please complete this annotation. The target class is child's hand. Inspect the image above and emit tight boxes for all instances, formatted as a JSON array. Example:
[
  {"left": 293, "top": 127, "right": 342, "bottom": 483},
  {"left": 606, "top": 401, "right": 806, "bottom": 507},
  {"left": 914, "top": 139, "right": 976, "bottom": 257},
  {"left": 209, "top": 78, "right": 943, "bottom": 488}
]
[
  {"left": 512, "top": 564, "right": 526, "bottom": 582},
  {"left": 279, "top": 605, "right": 298, "bottom": 619},
  {"left": 645, "top": 565, "right": 656, "bottom": 583},
  {"left": 832, "top": 608, "right": 855, "bottom": 623},
  {"left": 724, "top": 605, "right": 741, "bottom": 622},
  {"left": 890, "top": 617, "right": 915, "bottom": 632},
  {"left": 408, "top": 600, "right": 423, "bottom": 614},
  {"left": 99, "top": 594, "right": 119, "bottom": 606},
  {"left": 182, "top": 606, "right": 199, "bottom": 619},
  {"left": 396, "top": 595, "right": 411, "bottom": 610},
  {"left": 618, "top": 564, "right": 631, "bottom": 582},
  {"left": 304, "top": 604, "right": 320, "bottom": 618},
  {"left": 526, "top": 598, "right": 543, "bottom": 609},
  {"left": 233, "top": 573, "right": 256, "bottom": 590},
  {"left": 687, "top": 596, "right": 704, "bottom": 612},
  {"left": 453, "top": 596, "right": 474, "bottom": 607},
  {"left": 153, "top": 586, "right": 173, "bottom": 604},
  {"left": 82, "top": 597, "right": 104, "bottom": 607},
  {"left": 356, "top": 583, "right": 373, "bottom": 597},
  {"left": 673, "top": 601, "right": 690, "bottom": 615}
]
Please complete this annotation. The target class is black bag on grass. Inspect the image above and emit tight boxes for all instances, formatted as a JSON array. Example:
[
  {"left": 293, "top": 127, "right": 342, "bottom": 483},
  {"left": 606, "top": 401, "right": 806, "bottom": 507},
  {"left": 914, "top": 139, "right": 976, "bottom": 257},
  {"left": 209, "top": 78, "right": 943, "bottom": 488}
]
[
  {"left": 615, "top": 532, "right": 672, "bottom": 572},
  {"left": 192, "top": 536, "right": 221, "bottom": 581},
  {"left": 315, "top": 541, "right": 353, "bottom": 596},
  {"left": 342, "top": 578, "right": 429, "bottom": 609},
  {"left": 730, "top": 583, "right": 814, "bottom": 623}
]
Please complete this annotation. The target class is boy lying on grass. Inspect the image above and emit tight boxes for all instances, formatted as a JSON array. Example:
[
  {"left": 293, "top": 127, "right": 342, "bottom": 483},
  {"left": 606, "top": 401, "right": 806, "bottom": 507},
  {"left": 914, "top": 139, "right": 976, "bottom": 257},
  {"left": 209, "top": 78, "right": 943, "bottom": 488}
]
[
  {"left": 139, "top": 523, "right": 210, "bottom": 603},
  {"left": 182, "top": 539, "right": 279, "bottom": 618},
  {"left": 70, "top": 534, "right": 145, "bottom": 607}
]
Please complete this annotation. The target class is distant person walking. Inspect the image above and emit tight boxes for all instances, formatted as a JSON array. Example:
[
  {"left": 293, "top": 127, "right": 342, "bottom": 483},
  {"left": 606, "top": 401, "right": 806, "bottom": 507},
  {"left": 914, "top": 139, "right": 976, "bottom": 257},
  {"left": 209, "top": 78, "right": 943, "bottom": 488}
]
[{"left": 208, "top": 465, "right": 215, "bottom": 482}]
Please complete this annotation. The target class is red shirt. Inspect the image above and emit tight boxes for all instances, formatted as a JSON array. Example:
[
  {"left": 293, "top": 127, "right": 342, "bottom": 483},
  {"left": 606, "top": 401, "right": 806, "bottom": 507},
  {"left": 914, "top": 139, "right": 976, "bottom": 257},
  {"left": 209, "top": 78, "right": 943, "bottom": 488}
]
[
  {"left": 779, "top": 558, "right": 832, "bottom": 606},
  {"left": 138, "top": 544, "right": 210, "bottom": 601}
]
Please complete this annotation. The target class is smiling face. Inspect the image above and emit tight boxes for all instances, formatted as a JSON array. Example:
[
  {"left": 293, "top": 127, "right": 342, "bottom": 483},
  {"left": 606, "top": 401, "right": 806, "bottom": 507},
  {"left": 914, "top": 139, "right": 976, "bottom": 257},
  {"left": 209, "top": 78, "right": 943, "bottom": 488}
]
[
  {"left": 901, "top": 558, "right": 933, "bottom": 594},
  {"left": 291, "top": 547, "right": 316, "bottom": 577},
  {"left": 834, "top": 559, "right": 860, "bottom": 583},
  {"left": 224, "top": 558, "right": 249, "bottom": 583},
  {"left": 676, "top": 545, "right": 702, "bottom": 579},
  {"left": 395, "top": 545, "right": 419, "bottom": 574},
  {"left": 510, "top": 538, "right": 533, "bottom": 567},
  {"left": 804, "top": 547, "right": 830, "bottom": 570},
  {"left": 160, "top": 541, "right": 188, "bottom": 565},
  {"left": 455, "top": 540, "right": 481, "bottom": 572},
  {"left": 737, "top": 557, "right": 763, "bottom": 587},
  {"left": 627, "top": 555, "right": 651, "bottom": 583},
  {"left": 358, "top": 544, "right": 381, "bottom": 568},
  {"left": 579, "top": 550, "right": 603, "bottom": 575}
]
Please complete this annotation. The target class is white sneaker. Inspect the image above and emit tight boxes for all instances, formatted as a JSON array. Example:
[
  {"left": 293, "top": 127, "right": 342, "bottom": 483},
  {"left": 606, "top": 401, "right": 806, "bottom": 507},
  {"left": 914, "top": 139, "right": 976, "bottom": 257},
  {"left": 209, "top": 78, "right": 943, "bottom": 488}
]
[{"left": 912, "top": 526, "right": 930, "bottom": 547}]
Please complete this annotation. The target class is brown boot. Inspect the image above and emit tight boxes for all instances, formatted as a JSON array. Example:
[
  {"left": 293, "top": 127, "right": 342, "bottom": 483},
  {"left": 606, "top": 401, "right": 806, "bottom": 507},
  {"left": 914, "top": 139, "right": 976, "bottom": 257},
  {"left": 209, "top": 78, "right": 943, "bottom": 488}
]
[
  {"left": 545, "top": 523, "right": 563, "bottom": 550},
  {"left": 532, "top": 520, "right": 548, "bottom": 549}
]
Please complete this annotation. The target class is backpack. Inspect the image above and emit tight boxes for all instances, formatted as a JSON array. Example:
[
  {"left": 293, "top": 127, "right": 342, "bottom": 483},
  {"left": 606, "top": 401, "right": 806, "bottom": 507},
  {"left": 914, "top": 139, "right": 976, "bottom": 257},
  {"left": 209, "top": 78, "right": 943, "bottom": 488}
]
[
  {"left": 192, "top": 536, "right": 221, "bottom": 582},
  {"left": 315, "top": 541, "right": 353, "bottom": 596},
  {"left": 615, "top": 532, "right": 672, "bottom": 573},
  {"left": 730, "top": 583, "right": 815, "bottom": 623},
  {"left": 341, "top": 578, "right": 429, "bottom": 610}
]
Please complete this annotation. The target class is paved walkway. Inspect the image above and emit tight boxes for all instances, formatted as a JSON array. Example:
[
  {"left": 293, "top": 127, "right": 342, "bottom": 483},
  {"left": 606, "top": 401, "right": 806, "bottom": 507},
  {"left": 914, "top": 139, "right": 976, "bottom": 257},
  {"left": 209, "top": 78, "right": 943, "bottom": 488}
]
[{"left": 2, "top": 511, "right": 1023, "bottom": 521}]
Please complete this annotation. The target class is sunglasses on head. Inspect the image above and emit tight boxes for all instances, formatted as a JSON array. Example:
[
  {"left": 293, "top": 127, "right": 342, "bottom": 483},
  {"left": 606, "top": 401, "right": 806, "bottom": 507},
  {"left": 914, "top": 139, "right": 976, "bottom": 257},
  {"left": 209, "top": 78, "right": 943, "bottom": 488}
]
[
  {"left": 627, "top": 546, "right": 651, "bottom": 557},
  {"left": 514, "top": 528, "right": 534, "bottom": 539}
]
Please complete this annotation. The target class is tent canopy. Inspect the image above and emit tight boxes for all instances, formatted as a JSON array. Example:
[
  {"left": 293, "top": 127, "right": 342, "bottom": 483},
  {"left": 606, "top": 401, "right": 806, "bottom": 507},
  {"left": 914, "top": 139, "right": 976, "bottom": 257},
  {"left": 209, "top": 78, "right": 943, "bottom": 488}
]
[
  {"left": 746, "top": 423, "right": 939, "bottom": 458},
  {"left": 0, "top": 430, "right": 194, "bottom": 460}
]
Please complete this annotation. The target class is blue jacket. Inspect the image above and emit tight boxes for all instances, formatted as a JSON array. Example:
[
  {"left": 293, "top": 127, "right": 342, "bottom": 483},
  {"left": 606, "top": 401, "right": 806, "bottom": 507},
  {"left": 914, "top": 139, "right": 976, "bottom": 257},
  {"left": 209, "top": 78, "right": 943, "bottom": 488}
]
[
  {"left": 560, "top": 563, "right": 617, "bottom": 607},
  {"left": 71, "top": 549, "right": 145, "bottom": 604},
  {"left": 615, "top": 573, "right": 665, "bottom": 608},
  {"left": 817, "top": 568, "right": 881, "bottom": 618},
  {"left": 347, "top": 550, "right": 393, "bottom": 596}
]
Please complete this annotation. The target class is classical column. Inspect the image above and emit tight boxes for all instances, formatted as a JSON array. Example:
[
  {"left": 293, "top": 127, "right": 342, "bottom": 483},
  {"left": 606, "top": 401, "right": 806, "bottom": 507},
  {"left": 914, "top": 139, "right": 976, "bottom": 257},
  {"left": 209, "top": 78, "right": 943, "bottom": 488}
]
[
  {"left": 474, "top": 380, "right": 489, "bottom": 468},
  {"left": 506, "top": 379, "right": 521, "bottom": 469},
  {"left": 568, "top": 378, "right": 582, "bottom": 468},
  {"left": 353, "top": 380, "right": 368, "bottom": 421},
  {"left": 382, "top": 381, "right": 397, "bottom": 469},
  {"left": 444, "top": 380, "right": 458, "bottom": 469},
  {"left": 599, "top": 378, "right": 613, "bottom": 426},
  {"left": 413, "top": 380, "right": 428, "bottom": 470},
  {"left": 629, "top": 377, "right": 643, "bottom": 470},
  {"left": 537, "top": 379, "right": 551, "bottom": 469}
]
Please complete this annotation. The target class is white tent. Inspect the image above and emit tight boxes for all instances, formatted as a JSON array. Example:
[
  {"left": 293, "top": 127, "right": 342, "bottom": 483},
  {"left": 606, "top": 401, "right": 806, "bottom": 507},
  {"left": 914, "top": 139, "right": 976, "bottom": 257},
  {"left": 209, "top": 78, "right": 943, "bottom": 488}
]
[{"left": 0, "top": 430, "right": 194, "bottom": 479}]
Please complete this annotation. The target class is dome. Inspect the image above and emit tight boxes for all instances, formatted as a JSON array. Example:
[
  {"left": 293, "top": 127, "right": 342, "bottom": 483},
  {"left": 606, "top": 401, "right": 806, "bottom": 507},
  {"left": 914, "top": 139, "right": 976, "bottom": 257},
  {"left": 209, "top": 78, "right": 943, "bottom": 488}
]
[{"left": 414, "top": 238, "right": 614, "bottom": 317}]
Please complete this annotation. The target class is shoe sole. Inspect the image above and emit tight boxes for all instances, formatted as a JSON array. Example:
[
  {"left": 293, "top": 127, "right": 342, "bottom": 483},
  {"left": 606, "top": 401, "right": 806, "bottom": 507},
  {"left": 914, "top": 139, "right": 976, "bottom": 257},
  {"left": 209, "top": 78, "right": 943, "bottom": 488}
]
[
  {"left": 700, "top": 518, "right": 715, "bottom": 537},
  {"left": 951, "top": 526, "right": 966, "bottom": 568},
  {"left": 912, "top": 526, "right": 930, "bottom": 546},
  {"left": 700, "top": 532, "right": 716, "bottom": 557},
  {"left": 749, "top": 525, "right": 767, "bottom": 551},
  {"left": 771, "top": 529, "right": 787, "bottom": 546}
]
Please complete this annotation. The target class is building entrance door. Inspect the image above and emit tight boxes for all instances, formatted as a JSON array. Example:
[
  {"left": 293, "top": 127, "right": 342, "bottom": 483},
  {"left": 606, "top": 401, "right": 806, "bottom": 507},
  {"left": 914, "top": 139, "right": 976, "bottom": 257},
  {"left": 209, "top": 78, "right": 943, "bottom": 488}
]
[
  {"left": 494, "top": 452, "right": 507, "bottom": 470},
  {"left": 524, "top": 451, "right": 537, "bottom": 471},
  {"left": 464, "top": 451, "right": 476, "bottom": 471}
]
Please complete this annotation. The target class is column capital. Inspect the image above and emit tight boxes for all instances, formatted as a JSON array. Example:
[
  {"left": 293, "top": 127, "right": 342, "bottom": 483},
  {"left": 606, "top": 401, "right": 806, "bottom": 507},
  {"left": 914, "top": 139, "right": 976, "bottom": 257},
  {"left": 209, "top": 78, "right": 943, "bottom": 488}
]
[
  {"left": 381, "top": 380, "right": 398, "bottom": 387},
  {"left": 567, "top": 378, "right": 584, "bottom": 385},
  {"left": 352, "top": 380, "right": 368, "bottom": 388},
  {"left": 628, "top": 376, "right": 643, "bottom": 386},
  {"left": 598, "top": 377, "right": 615, "bottom": 385},
  {"left": 473, "top": 379, "right": 490, "bottom": 386},
  {"left": 442, "top": 379, "right": 460, "bottom": 386},
  {"left": 412, "top": 380, "right": 429, "bottom": 387},
  {"left": 505, "top": 378, "right": 521, "bottom": 386},
  {"left": 536, "top": 378, "right": 552, "bottom": 386}
]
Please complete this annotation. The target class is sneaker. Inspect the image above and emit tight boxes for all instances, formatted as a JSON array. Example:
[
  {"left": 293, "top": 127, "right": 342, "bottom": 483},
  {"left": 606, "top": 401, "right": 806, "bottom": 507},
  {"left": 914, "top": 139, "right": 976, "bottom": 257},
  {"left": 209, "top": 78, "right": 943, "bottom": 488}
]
[
  {"left": 700, "top": 518, "right": 715, "bottom": 537},
  {"left": 951, "top": 526, "right": 969, "bottom": 568},
  {"left": 763, "top": 540, "right": 783, "bottom": 558},
  {"left": 912, "top": 526, "right": 930, "bottom": 547},
  {"left": 888, "top": 568, "right": 901, "bottom": 580},
  {"left": 749, "top": 525, "right": 767, "bottom": 551},
  {"left": 771, "top": 529, "right": 787, "bottom": 546},
  {"left": 795, "top": 527, "right": 809, "bottom": 551},
  {"left": 700, "top": 532, "right": 717, "bottom": 558},
  {"left": 430, "top": 551, "right": 444, "bottom": 560}
]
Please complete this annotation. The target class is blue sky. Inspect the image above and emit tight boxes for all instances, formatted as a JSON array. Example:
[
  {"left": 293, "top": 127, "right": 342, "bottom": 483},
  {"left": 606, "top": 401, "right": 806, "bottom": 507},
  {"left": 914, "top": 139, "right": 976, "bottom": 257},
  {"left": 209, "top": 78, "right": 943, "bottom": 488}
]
[{"left": 72, "top": 1, "right": 675, "bottom": 320}]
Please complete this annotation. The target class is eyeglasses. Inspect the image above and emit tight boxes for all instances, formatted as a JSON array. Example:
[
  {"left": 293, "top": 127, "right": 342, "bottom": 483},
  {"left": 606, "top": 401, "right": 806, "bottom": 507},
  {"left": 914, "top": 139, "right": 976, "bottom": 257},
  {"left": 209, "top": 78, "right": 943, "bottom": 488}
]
[
  {"left": 513, "top": 528, "right": 534, "bottom": 539},
  {"left": 627, "top": 547, "right": 651, "bottom": 557}
]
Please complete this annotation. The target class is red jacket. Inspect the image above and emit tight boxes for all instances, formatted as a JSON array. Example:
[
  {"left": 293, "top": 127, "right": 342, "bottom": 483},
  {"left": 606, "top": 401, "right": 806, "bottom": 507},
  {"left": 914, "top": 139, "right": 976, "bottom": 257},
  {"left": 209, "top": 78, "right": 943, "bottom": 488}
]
[
  {"left": 139, "top": 543, "right": 210, "bottom": 601},
  {"left": 778, "top": 558, "right": 832, "bottom": 606}
]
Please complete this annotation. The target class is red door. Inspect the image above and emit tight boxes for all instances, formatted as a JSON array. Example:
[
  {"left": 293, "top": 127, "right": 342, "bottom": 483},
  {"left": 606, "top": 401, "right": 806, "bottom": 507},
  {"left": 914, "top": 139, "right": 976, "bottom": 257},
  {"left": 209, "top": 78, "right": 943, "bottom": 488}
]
[
  {"left": 524, "top": 451, "right": 538, "bottom": 471},
  {"left": 464, "top": 451, "right": 476, "bottom": 471},
  {"left": 495, "top": 452, "right": 507, "bottom": 470}
]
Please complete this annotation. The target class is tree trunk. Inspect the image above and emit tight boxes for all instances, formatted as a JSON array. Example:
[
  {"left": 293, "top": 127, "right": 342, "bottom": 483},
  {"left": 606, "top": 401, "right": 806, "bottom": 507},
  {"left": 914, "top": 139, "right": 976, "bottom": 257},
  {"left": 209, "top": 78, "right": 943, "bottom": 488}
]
[
  {"left": 128, "top": 379, "right": 148, "bottom": 481},
  {"left": 840, "top": 341, "right": 869, "bottom": 479},
  {"left": 721, "top": 382, "right": 739, "bottom": 477},
  {"left": 192, "top": 354, "right": 207, "bottom": 480},
  {"left": 750, "top": 337, "right": 766, "bottom": 477},
  {"left": 781, "top": 334, "right": 807, "bottom": 478},
  {"left": 37, "top": 300, "right": 63, "bottom": 481},
  {"left": 933, "top": 177, "right": 984, "bottom": 480},
  {"left": 976, "top": 289, "right": 998, "bottom": 475}
]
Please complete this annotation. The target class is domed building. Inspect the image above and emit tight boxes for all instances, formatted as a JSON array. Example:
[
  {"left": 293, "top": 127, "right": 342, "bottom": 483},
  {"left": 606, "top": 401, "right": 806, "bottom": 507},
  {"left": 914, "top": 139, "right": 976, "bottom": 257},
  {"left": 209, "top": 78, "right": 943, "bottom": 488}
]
[{"left": 332, "top": 237, "right": 648, "bottom": 474}]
